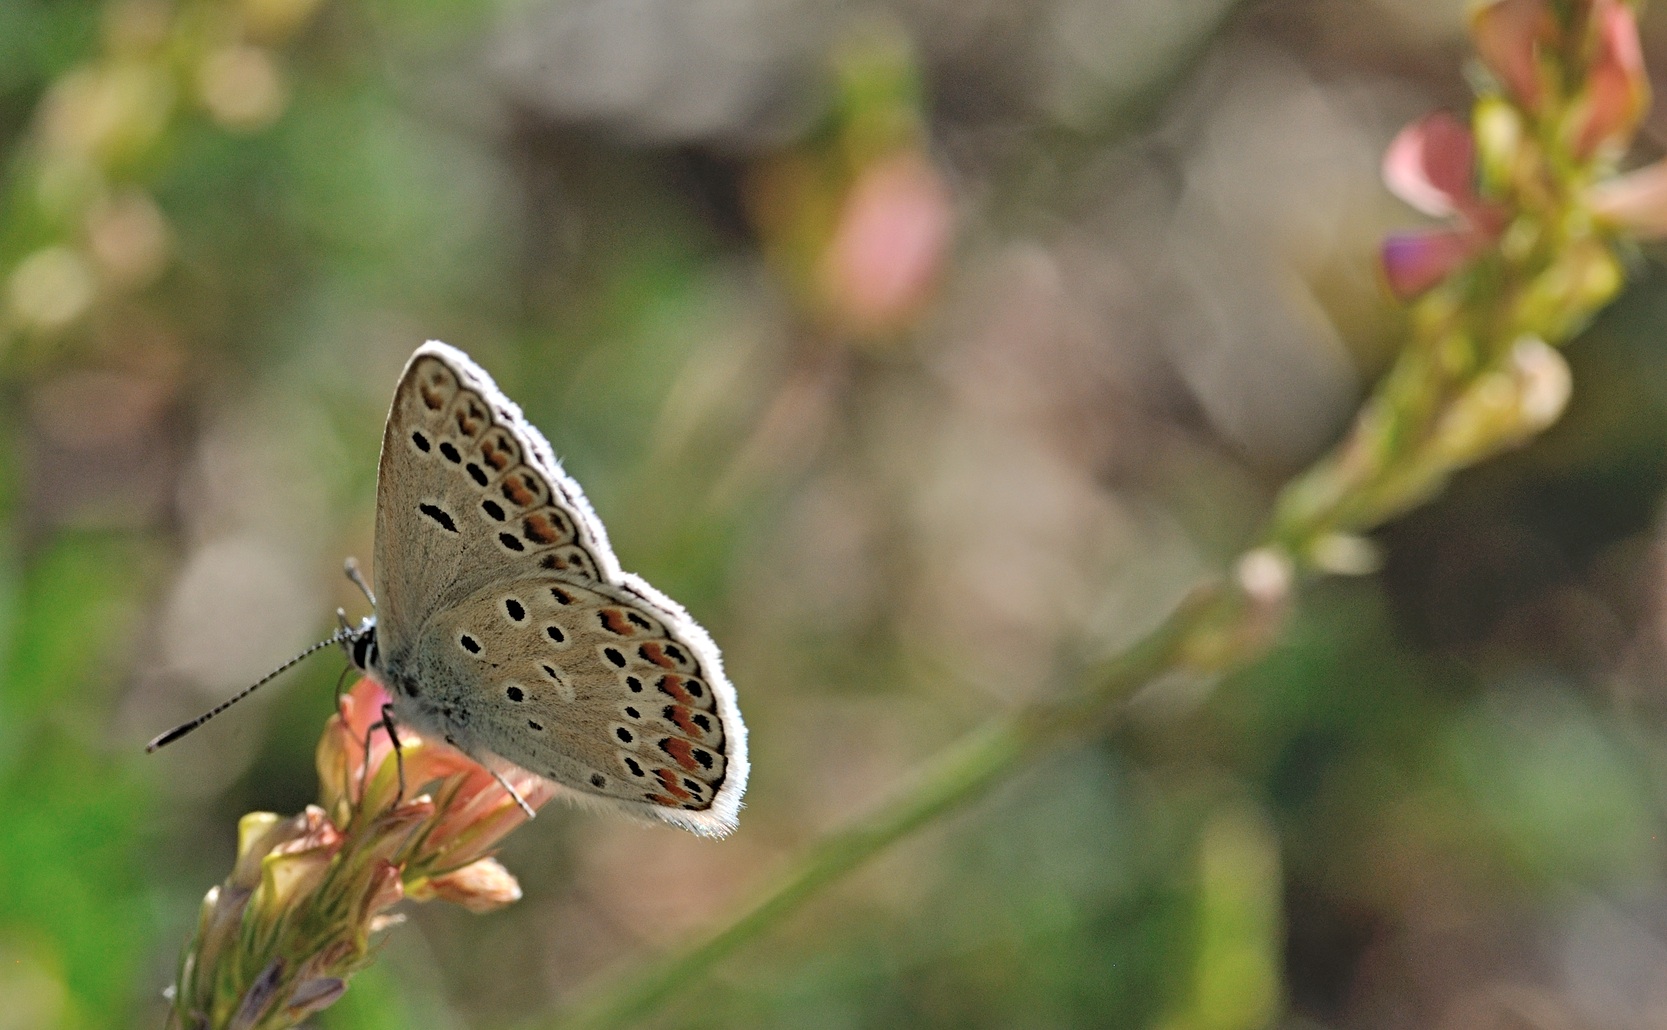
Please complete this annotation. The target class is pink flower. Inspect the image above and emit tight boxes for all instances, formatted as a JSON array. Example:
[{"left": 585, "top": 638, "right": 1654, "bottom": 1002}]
[
  {"left": 1589, "top": 159, "right": 1667, "bottom": 237},
  {"left": 1472, "top": 0, "right": 1558, "bottom": 111},
  {"left": 1572, "top": 0, "right": 1650, "bottom": 160},
  {"left": 1383, "top": 0, "right": 1655, "bottom": 299},
  {"left": 1379, "top": 112, "right": 1508, "bottom": 299},
  {"left": 169, "top": 679, "right": 558, "bottom": 1028},
  {"left": 819, "top": 151, "right": 953, "bottom": 334}
]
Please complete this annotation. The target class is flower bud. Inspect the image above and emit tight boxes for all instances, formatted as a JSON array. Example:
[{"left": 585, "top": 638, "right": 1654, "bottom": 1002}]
[{"left": 410, "top": 858, "right": 524, "bottom": 913}]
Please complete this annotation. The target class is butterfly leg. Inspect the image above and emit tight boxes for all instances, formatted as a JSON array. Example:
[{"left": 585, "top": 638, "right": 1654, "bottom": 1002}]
[
  {"left": 355, "top": 703, "right": 407, "bottom": 808},
  {"left": 438, "top": 730, "right": 536, "bottom": 818},
  {"left": 488, "top": 766, "right": 536, "bottom": 819},
  {"left": 380, "top": 703, "right": 407, "bottom": 803}
]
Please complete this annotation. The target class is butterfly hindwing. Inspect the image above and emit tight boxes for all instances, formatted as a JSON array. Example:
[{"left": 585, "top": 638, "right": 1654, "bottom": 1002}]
[
  {"left": 369, "top": 341, "right": 747, "bottom": 836},
  {"left": 410, "top": 576, "right": 737, "bottom": 827}
]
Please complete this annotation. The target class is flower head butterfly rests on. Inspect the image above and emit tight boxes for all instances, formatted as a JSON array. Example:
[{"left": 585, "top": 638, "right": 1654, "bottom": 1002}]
[{"left": 151, "top": 341, "right": 749, "bottom": 837}]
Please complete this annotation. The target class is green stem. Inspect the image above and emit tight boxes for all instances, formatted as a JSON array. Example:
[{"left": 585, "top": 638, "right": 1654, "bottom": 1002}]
[{"left": 547, "top": 585, "right": 1232, "bottom": 1030}]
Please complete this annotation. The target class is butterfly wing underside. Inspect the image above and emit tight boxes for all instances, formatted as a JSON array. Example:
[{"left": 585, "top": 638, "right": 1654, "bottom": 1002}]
[{"left": 371, "top": 341, "right": 747, "bottom": 835}]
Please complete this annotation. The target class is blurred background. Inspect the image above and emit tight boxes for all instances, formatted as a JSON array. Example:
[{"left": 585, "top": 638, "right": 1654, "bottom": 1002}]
[{"left": 6, "top": 0, "right": 1667, "bottom": 1027}]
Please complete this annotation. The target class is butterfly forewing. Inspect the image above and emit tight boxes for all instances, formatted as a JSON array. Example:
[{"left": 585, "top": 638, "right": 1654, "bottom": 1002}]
[
  {"left": 369, "top": 341, "right": 747, "bottom": 836},
  {"left": 373, "top": 352, "right": 612, "bottom": 659}
]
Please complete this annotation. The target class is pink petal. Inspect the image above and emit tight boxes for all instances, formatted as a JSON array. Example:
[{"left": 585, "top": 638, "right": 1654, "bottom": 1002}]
[
  {"left": 1588, "top": 158, "right": 1667, "bottom": 237},
  {"left": 1472, "top": 0, "right": 1557, "bottom": 111},
  {"left": 1382, "top": 227, "right": 1486, "bottom": 299},
  {"left": 1574, "top": 0, "right": 1650, "bottom": 159},
  {"left": 417, "top": 858, "right": 523, "bottom": 913},
  {"left": 1383, "top": 111, "right": 1478, "bottom": 217},
  {"left": 820, "top": 152, "right": 953, "bottom": 333}
]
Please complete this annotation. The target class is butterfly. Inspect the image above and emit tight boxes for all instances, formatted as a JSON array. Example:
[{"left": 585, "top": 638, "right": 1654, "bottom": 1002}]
[{"left": 154, "top": 342, "right": 748, "bottom": 837}]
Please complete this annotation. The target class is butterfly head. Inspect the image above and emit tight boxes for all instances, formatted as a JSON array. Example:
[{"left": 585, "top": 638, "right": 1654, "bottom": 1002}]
[{"left": 343, "top": 616, "right": 379, "bottom": 673}]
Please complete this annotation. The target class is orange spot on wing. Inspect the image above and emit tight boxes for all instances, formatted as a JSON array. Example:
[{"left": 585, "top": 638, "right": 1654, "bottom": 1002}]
[
  {"left": 455, "top": 400, "right": 486, "bottom": 436},
  {"left": 654, "top": 768, "right": 693, "bottom": 800},
  {"left": 645, "top": 793, "right": 679, "bottom": 807},
  {"left": 657, "top": 675, "right": 694, "bottom": 704},
  {"left": 600, "top": 609, "right": 635, "bottom": 635},
  {"left": 480, "top": 436, "right": 514, "bottom": 470},
  {"left": 524, "top": 512, "right": 566, "bottom": 545},
  {"left": 420, "top": 384, "right": 446, "bottom": 410},
  {"left": 639, "top": 643, "right": 677, "bottom": 669},
  {"left": 666, "top": 705, "right": 700, "bottom": 736},
  {"left": 659, "top": 737, "right": 699, "bottom": 772},
  {"left": 502, "top": 474, "right": 538, "bottom": 507}
]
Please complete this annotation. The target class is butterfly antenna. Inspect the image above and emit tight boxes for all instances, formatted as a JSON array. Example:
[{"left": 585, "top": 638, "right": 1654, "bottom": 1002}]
[
  {"left": 344, "top": 557, "right": 376, "bottom": 606},
  {"left": 146, "top": 627, "right": 355, "bottom": 752}
]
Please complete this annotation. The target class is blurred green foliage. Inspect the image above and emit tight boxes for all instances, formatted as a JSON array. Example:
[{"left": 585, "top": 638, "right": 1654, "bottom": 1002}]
[{"left": 4, "top": 1, "right": 1667, "bottom": 1028}]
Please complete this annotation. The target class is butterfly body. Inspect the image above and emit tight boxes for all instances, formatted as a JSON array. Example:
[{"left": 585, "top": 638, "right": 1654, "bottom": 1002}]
[{"left": 346, "top": 341, "right": 747, "bottom": 837}]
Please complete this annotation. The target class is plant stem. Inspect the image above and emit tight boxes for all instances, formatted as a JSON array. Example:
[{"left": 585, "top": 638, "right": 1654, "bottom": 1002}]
[{"left": 549, "top": 584, "right": 1233, "bottom": 1030}]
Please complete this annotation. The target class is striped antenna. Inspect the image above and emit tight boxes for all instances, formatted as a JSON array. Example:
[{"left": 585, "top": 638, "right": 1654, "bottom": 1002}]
[{"left": 146, "top": 627, "right": 356, "bottom": 752}]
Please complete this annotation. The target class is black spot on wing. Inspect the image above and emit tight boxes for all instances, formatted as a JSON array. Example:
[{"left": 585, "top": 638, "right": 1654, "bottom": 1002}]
[{"left": 420, "top": 503, "right": 458, "bottom": 533}]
